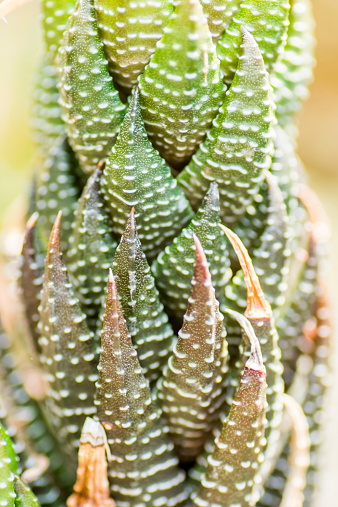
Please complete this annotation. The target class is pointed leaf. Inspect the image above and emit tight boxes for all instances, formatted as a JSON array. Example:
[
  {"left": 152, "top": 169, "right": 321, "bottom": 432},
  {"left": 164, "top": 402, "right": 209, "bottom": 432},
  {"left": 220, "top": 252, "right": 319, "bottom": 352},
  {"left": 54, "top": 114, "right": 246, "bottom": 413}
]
[
  {"left": 102, "top": 88, "right": 193, "bottom": 260},
  {"left": 192, "top": 313, "right": 266, "bottom": 506},
  {"left": 138, "top": 0, "right": 226, "bottom": 169},
  {"left": 38, "top": 213, "right": 98, "bottom": 455},
  {"left": 19, "top": 214, "right": 44, "bottom": 353},
  {"left": 217, "top": 0, "right": 290, "bottom": 85},
  {"left": 36, "top": 136, "right": 80, "bottom": 255},
  {"left": 153, "top": 182, "right": 231, "bottom": 325},
  {"left": 0, "top": 423, "right": 18, "bottom": 475},
  {"left": 159, "top": 235, "right": 228, "bottom": 462},
  {"left": 200, "top": 0, "right": 242, "bottom": 43},
  {"left": 69, "top": 165, "right": 117, "bottom": 331},
  {"left": 94, "top": 270, "right": 187, "bottom": 506},
  {"left": 112, "top": 210, "right": 175, "bottom": 384},
  {"left": 272, "top": 0, "right": 316, "bottom": 127},
  {"left": 67, "top": 418, "right": 115, "bottom": 507},
  {"left": 95, "top": 0, "right": 173, "bottom": 96},
  {"left": 178, "top": 28, "right": 275, "bottom": 226},
  {"left": 13, "top": 476, "right": 40, "bottom": 507},
  {"left": 57, "top": 0, "right": 126, "bottom": 173}
]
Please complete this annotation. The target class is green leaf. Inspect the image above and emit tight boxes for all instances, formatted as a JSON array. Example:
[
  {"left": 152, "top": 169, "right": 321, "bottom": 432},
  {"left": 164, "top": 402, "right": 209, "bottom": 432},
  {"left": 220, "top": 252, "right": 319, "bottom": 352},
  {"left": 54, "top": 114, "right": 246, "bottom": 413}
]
[
  {"left": 278, "top": 234, "right": 318, "bottom": 389},
  {"left": 0, "top": 424, "right": 18, "bottom": 475},
  {"left": 94, "top": 271, "right": 188, "bottom": 506},
  {"left": 217, "top": 0, "right": 290, "bottom": 85},
  {"left": 94, "top": 0, "right": 173, "bottom": 97},
  {"left": 200, "top": 0, "right": 241, "bottom": 43},
  {"left": 153, "top": 182, "right": 231, "bottom": 326},
  {"left": 38, "top": 213, "right": 98, "bottom": 457},
  {"left": 101, "top": 87, "right": 193, "bottom": 261},
  {"left": 192, "top": 312, "right": 266, "bottom": 507},
  {"left": 13, "top": 476, "right": 39, "bottom": 507},
  {"left": 68, "top": 165, "right": 117, "bottom": 332},
  {"left": 36, "top": 136, "right": 80, "bottom": 256},
  {"left": 158, "top": 235, "right": 228, "bottom": 463},
  {"left": 272, "top": 0, "right": 316, "bottom": 127},
  {"left": 138, "top": 0, "right": 226, "bottom": 169},
  {"left": 31, "top": 57, "right": 65, "bottom": 157},
  {"left": 0, "top": 426, "right": 15, "bottom": 507},
  {"left": 177, "top": 27, "right": 275, "bottom": 227},
  {"left": 57, "top": 0, "right": 126, "bottom": 174},
  {"left": 19, "top": 213, "right": 44, "bottom": 353},
  {"left": 112, "top": 210, "right": 175, "bottom": 384},
  {"left": 41, "top": 0, "right": 76, "bottom": 60}
]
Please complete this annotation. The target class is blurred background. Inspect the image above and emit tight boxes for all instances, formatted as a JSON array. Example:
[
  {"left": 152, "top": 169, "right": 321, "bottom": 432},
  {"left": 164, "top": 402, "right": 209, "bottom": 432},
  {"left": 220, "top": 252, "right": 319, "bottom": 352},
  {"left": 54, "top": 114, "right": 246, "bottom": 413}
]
[{"left": 0, "top": 0, "right": 337, "bottom": 504}]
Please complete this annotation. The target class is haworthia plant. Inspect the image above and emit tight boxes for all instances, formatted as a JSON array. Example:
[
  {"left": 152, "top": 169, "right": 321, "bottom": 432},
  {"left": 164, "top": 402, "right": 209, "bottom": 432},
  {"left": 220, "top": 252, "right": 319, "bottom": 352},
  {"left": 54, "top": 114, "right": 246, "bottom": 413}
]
[
  {"left": 177, "top": 27, "right": 275, "bottom": 226},
  {"left": 138, "top": 0, "right": 226, "bottom": 169},
  {"left": 2, "top": 0, "right": 331, "bottom": 505},
  {"left": 57, "top": 0, "right": 126, "bottom": 173},
  {"left": 101, "top": 87, "right": 193, "bottom": 260},
  {"left": 95, "top": 0, "right": 173, "bottom": 97}
]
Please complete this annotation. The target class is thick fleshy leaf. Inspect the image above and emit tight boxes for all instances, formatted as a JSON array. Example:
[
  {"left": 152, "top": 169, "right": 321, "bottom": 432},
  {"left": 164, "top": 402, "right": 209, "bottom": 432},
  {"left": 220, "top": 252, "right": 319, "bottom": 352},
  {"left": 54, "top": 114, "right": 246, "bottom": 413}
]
[
  {"left": 67, "top": 418, "right": 115, "bottom": 507},
  {"left": 31, "top": 57, "right": 65, "bottom": 157},
  {"left": 192, "top": 313, "right": 266, "bottom": 506},
  {"left": 36, "top": 136, "right": 79, "bottom": 255},
  {"left": 94, "top": 271, "right": 187, "bottom": 506},
  {"left": 200, "top": 0, "right": 241, "bottom": 43},
  {"left": 19, "top": 213, "right": 44, "bottom": 353},
  {"left": 57, "top": 0, "right": 126, "bottom": 173},
  {"left": 153, "top": 182, "right": 231, "bottom": 326},
  {"left": 38, "top": 213, "right": 98, "bottom": 456},
  {"left": 13, "top": 476, "right": 40, "bottom": 507},
  {"left": 112, "top": 210, "right": 175, "bottom": 384},
  {"left": 69, "top": 165, "right": 117, "bottom": 331},
  {"left": 138, "top": 0, "right": 226, "bottom": 169},
  {"left": 217, "top": 0, "right": 290, "bottom": 85},
  {"left": 41, "top": 0, "right": 76, "bottom": 60},
  {"left": 159, "top": 236, "right": 228, "bottom": 462},
  {"left": 0, "top": 426, "right": 15, "bottom": 507},
  {"left": 0, "top": 423, "right": 18, "bottom": 474},
  {"left": 95, "top": 0, "right": 173, "bottom": 97},
  {"left": 101, "top": 88, "right": 193, "bottom": 260},
  {"left": 177, "top": 28, "right": 275, "bottom": 226},
  {"left": 272, "top": 0, "right": 316, "bottom": 127},
  {"left": 278, "top": 236, "right": 318, "bottom": 389}
]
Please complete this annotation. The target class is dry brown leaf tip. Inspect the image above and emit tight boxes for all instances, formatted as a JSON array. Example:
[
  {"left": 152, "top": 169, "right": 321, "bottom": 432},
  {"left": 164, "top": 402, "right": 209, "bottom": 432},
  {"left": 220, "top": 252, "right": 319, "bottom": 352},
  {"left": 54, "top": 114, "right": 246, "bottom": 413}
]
[
  {"left": 67, "top": 418, "right": 115, "bottom": 507},
  {"left": 219, "top": 224, "right": 272, "bottom": 320}
]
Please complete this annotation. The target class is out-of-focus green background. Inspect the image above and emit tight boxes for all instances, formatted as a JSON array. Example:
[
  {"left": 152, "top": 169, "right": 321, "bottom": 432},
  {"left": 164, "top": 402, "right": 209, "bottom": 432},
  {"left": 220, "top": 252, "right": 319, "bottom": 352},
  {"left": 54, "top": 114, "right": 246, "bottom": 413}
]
[{"left": 0, "top": 0, "right": 337, "bottom": 504}]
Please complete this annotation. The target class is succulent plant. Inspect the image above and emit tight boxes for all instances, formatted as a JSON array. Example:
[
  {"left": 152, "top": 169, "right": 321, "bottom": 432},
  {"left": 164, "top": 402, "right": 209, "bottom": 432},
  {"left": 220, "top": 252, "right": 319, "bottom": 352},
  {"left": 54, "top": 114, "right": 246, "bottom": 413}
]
[{"left": 0, "top": 0, "right": 331, "bottom": 506}]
